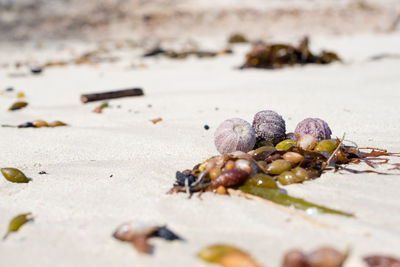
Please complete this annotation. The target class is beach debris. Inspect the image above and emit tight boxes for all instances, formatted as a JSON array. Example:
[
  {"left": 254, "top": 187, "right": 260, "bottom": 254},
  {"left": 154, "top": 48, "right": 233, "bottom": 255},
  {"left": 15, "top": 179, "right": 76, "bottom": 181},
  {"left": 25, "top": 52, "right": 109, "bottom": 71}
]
[
  {"left": 113, "top": 222, "right": 183, "bottom": 254},
  {"left": 168, "top": 110, "right": 400, "bottom": 216},
  {"left": 47, "top": 121, "right": 68, "bottom": 127},
  {"left": 93, "top": 102, "right": 109, "bottom": 113},
  {"left": 275, "top": 139, "right": 297, "bottom": 151},
  {"left": 204, "top": 125, "right": 210, "bottom": 130},
  {"left": 1, "top": 120, "right": 67, "bottom": 128},
  {"left": 17, "top": 92, "right": 25, "bottom": 98},
  {"left": 282, "top": 247, "right": 348, "bottom": 267},
  {"left": 143, "top": 47, "right": 232, "bottom": 59},
  {"left": 252, "top": 110, "right": 286, "bottom": 145},
  {"left": 297, "top": 134, "right": 318, "bottom": 151},
  {"left": 80, "top": 88, "right": 144, "bottom": 103},
  {"left": 150, "top": 117, "right": 162, "bottom": 124},
  {"left": 228, "top": 33, "right": 248, "bottom": 44},
  {"left": 3, "top": 213, "right": 33, "bottom": 240},
  {"left": 214, "top": 118, "right": 256, "bottom": 154},
  {"left": 369, "top": 53, "right": 400, "bottom": 61},
  {"left": 30, "top": 67, "right": 42, "bottom": 75},
  {"left": 44, "top": 49, "right": 118, "bottom": 68},
  {"left": 8, "top": 101, "right": 28, "bottom": 111},
  {"left": 240, "top": 37, "right": 340, "bottom": 69},
  {"left": 38, "top": 171, "right": 47, "bottom": 175},
  {"left": 32, "top": 120, "right": 48, "bottom": 128},
  {"left": 198, "top": 244, "right": 260, "bottom": 267},
  {"left": 1, "top": 168, "right": 30, "bottom": 183},
  {"left": 364, "top": 255, "right": 400, "bottom": 267}
]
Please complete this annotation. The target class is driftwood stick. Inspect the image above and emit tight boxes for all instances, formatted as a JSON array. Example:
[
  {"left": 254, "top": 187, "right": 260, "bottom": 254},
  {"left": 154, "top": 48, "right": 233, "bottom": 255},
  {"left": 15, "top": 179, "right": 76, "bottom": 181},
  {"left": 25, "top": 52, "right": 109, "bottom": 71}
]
[
  {"left": 80, "top": 88, "right": 144, "bottom": 103},
  {"left": 227, "top": 188, "right": 369, "bottom": 236}
]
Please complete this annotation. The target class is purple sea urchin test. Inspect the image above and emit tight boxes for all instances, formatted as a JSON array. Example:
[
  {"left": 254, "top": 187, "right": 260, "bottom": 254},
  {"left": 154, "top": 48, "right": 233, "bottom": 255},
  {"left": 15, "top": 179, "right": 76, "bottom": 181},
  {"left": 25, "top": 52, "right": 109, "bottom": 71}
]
[
  {"left": 294, "top": 118, "right": 332, "bottom": 141},
  {"left": 214, "top": 118, "right": 256, "bottom": 154},
  {"left": 252, "top": 110, "right": 286, "bottom": 145}
]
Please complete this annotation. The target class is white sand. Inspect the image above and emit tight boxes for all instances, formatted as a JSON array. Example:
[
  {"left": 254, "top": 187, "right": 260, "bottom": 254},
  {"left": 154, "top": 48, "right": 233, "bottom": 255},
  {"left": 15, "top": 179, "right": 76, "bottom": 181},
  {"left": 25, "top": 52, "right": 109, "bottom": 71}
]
[{"left": 0, "top": 32, "right": 400, "bottom": 266}]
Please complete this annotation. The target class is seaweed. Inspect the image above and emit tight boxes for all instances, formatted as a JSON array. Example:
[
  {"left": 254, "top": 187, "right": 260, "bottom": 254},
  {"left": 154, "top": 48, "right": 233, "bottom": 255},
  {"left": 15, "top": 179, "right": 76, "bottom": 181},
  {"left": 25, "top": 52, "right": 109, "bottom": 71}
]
[
  {"left": 240, "top": 37, "right": 341, "bottom": 69},
  {"left": 238, "top": 185, "right": 353, "bottom": 217},
  {"left": 143, "top": 47, "right": 232, "bottom": 59}
]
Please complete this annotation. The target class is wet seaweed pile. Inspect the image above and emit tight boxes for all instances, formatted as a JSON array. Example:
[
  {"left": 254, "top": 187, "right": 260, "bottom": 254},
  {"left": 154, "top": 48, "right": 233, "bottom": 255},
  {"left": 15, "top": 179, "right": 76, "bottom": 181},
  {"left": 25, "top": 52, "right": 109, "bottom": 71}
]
[
  {"left": 168, "top": 110, "right": 399, "bottom": 217},
  {"left": 240, "top": 37, "right": 340, "bottom": 69}
]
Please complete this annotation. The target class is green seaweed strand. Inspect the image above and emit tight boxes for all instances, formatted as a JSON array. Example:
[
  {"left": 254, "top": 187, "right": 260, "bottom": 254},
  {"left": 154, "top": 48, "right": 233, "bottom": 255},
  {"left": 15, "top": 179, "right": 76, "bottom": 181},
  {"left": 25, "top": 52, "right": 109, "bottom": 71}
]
[{"left": 238, "top": 185, "right": 354, "bottom": 217}]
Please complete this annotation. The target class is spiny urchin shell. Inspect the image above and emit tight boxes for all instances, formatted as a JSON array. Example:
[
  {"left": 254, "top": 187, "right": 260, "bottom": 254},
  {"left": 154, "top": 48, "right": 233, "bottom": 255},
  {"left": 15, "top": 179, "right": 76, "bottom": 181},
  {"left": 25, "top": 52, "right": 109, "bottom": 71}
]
[
  {"left": 214, "top": 118, "right": 256, "bottom": 154},
  {"left": 252, "top": 110, "right": 286, "bottom": 145},
  {"left": 294, "top": 118, "right": 332, "bottom": 141}
]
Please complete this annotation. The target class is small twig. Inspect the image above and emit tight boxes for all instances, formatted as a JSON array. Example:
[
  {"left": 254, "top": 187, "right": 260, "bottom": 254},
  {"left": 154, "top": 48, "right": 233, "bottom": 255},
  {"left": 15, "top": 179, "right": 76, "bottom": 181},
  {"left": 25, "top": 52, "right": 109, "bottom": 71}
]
[
  {"left": 323, "top": 133, "right": 346, "bottom": 170},
  {"left": 150, "top": 117, "right": 162, "bottom": 124},
  {"left": 339, "top": 166, "right": 392, "bottom": 175},
  {"left": 227, "top": 189, "right": 369, "bottom": 236},
  {"left": 80, "top": 88, "right": 144, "bottom": 103}
]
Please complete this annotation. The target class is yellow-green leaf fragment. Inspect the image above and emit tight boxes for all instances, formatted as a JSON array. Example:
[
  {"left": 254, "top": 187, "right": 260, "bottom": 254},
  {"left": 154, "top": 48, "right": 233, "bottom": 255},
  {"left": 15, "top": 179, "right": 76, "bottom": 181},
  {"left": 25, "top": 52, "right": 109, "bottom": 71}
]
[
  {"left": 275, "top": 139, "right": 297, "bottom": 151},
  {"left": 8, "top": 101, "right": 28, "bottom": 111},
  {"left": 314, "top": 139, "right": 338, "bottom": 153},
  {"left": 238, "top": 185, "right": 354, "bottom": 217},
  {"left": 198, "top": 244, "right": 240, "bottom": 263},
  {"left": 48, "top": 121, "right": 68, "bottom": 127},
  {"left": 3, "top": 213, "right": 33, "bottom": 240},
  {"left": 1, "top": 168, "right": 30, "bottom": 183}
]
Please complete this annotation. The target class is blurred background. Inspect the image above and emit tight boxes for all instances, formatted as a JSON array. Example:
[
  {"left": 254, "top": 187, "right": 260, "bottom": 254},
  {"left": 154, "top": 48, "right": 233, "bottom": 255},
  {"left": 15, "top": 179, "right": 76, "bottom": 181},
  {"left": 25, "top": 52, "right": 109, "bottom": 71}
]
[{"left": 1, "top": 0, "right": 399, "bottom": 42}]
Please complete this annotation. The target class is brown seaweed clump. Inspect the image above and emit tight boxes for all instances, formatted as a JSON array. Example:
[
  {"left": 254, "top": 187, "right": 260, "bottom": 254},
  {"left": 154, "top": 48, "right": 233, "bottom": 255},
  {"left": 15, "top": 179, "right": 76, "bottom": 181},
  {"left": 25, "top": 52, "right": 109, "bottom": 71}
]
[{"left": 241, "top": 37, "right": 340, "bottom": 69}]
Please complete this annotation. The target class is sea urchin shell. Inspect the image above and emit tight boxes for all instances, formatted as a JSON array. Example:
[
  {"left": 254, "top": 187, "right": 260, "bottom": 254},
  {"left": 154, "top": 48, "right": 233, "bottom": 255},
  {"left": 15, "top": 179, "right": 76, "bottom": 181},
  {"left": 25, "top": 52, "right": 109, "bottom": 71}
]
[
  {"left": 294, "top": 118, "right": 332, "bottom": 141},
  {"left": 252, "top": 110, "right": 286, "bottom": 145},
  {"left": 214, "top": 118, "right": 256, "bottom": 154}
]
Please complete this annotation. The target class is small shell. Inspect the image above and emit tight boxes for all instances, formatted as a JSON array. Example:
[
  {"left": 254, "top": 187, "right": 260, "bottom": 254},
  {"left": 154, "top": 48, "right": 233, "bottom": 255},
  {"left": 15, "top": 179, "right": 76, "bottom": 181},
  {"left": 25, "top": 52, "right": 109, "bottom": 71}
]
[
  {"left": 252, "top": 110, "right": 286, "bottom": 145},
  {"left": 209, "top": 169, "right": 249, "bottom": 189},
  {"left": 297, "top": 134, "right": 317, "bottom": 150},
  {"left": 214, "top": 118, "right": 256, "bottom": 154},
  {"left": 294, "top": 118, "right": 332, "bottom": 141}
]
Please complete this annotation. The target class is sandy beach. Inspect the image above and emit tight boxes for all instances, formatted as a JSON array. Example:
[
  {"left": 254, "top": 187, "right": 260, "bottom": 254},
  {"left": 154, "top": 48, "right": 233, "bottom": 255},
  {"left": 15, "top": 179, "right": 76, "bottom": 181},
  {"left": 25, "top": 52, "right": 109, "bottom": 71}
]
[{"left": 1, "top": 1, "right": 400, "bottom": 266}]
